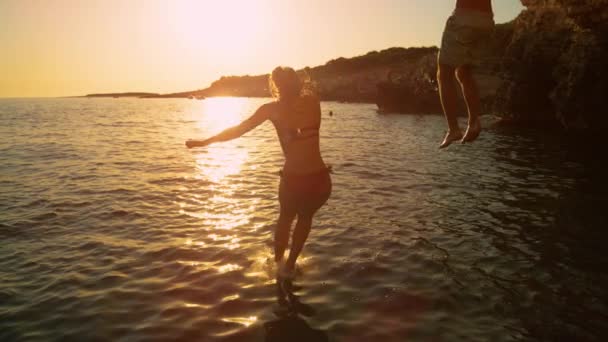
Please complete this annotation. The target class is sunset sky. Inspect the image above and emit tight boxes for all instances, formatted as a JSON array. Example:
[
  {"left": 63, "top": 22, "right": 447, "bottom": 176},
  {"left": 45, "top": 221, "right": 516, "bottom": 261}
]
[{"left": 1, "top": 0, "right": 524, "bottom": 98}]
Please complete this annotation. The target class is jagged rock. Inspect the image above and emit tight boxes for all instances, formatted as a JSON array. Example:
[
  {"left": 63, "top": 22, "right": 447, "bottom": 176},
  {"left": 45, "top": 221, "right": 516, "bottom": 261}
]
[
  {"left": 375, "top": 52, "right": 442, "bottom": 114},
  {"left": 311, "top": 47, "right": 437, "bottom": 103},
  {"left": 494, "top": 0, "right": 608, "bottom": 131}
]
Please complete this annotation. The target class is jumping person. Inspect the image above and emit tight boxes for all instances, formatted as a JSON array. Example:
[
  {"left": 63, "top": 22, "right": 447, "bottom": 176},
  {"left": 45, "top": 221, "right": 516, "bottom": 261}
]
[
  {"left": 186, "top": 67, "right": 331, "bottom": 279},
  {"left": 438, "top": 0, "right": 495, "bottom": 148}
]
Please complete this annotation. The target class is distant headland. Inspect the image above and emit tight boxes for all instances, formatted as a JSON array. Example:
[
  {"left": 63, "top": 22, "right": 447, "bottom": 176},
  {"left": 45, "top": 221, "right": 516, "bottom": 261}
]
[
  {"left": 84, "top": 45, "right": 439, "bottom": 106},
  {"left": 84, "top": 92, "right": 205, "bottom": 99},
  {"left": 85, "top": 92, "right": 160, "bottom": 98},
  {"left": 86, "top": 46, "right": 442, "bottom": 113}
]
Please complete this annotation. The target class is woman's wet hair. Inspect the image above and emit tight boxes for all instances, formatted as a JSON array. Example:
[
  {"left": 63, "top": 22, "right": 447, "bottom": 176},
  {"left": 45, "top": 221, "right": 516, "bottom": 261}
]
[{"left": 269, "top": 66, "right": 315, "bottom": 101}]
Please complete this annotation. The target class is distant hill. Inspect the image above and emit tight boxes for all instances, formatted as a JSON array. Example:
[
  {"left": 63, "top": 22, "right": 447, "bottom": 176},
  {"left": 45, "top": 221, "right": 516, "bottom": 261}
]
[
  {"left": 85, "top": 92, "right": 160, "bottom": 98},
  {"left": 192, "top": 46, "right": 439, "bottom": 105},
  {"left": 83, "top": 47, "right": 440, "bottom": 108}
]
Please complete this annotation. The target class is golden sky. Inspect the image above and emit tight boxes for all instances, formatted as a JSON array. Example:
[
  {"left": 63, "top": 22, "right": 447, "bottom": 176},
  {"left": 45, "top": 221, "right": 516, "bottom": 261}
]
[{"left": 0, "top": 0, "right": 523, "bottom": 97}]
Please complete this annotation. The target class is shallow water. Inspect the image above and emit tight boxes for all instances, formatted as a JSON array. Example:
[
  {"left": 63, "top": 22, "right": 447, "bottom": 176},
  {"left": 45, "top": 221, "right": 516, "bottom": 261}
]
[{"left": 1, "top": 97, "right": 607, "bottom": 341}]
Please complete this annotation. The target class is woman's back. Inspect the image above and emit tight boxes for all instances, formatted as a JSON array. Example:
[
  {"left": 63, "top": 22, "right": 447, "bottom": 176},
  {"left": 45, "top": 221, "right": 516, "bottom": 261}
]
[{"left": 271, "top": 95, "right": 326, "bottom": 175}]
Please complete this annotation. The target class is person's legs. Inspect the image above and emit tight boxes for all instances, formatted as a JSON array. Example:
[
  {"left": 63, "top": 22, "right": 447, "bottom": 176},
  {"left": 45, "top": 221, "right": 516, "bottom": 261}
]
[
  {"left": 280, "top": 172, "right": 331, "bottom": 277},
  {"left": 283, "top": 190, "right": 330, "bottom": 274},
  {"left": 456, "top": 65, "right": 482, "bottom": 143},
  {"left": 283, "top": 214, "right": 313, "bottom": 274},
  {"left": 437, "top": 63, "right": 463, "bottom": 148}
]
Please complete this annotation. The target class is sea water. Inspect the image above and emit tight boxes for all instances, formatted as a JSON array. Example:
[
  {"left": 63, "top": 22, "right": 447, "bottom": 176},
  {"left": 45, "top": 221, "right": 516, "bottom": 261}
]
[{"left": 1, "top": 97, "right": 607, "bottom": 341}]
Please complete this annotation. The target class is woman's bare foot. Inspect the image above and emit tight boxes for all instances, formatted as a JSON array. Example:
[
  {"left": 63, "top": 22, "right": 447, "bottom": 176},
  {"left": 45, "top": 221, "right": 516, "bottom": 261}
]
[
  {"left": 439, "top": 129, "right": 463, "bottom": 149},
  {"left": 461, "top": 119, "right": 481, "bottom": 143}
]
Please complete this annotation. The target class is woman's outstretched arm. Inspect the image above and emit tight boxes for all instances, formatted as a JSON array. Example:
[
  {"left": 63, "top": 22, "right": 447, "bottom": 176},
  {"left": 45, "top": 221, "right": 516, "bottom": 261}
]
[{"left": 186, "top": 102, "right": 274, "bottom": 148}]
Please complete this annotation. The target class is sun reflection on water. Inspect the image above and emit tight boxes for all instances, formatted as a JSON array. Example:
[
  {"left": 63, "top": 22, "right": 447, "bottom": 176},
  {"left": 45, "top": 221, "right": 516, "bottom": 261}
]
[
  {"left": 180, "top": 97, "right": 262, "bottom": 234},
  {"left": 222, "top": 316, "right": 258, "bottom": 327},
  {"left": 178, "top": 97, "right": 273, "bottom": 320},
  {"left": 194, "top": 97, "right": 251, "bottom": 183},
  {"left": 196, "top": 147, "right": 248, "bottom": 184},
  {"left": 221, "top": 294, "right": 240, "bottom": 302},
  {"left": 217, "top": 264, "right": 243, "bottom": 273},
  {"left": 208, "top": 234, "right": 241, "bottom": 250},
  {"left": 183, "top": 303, "right": 212, "bottom": 309}
]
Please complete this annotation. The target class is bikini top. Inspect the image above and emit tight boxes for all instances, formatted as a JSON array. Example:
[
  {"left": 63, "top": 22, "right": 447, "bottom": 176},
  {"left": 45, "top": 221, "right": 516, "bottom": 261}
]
[
  {"left": 274, "top": 123, "right": 319, "bottom": 153},
  {"left": 272, "top": 100, "right": 320, "bottom": 150},
  {"left": 283, "top": 124, "right": 319, "bottom": 143}
]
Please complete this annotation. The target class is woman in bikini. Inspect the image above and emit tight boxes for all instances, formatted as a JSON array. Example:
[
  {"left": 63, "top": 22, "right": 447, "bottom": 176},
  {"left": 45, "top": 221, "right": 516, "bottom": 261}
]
[{"left": 186, "top": 67, "right": 332, "bottom": 279}]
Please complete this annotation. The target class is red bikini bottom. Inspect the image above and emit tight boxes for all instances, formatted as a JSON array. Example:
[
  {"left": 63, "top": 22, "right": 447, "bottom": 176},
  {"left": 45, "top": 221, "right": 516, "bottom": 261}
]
[{"left": 279, "top": 168, "right": 332, "bottom": 215}]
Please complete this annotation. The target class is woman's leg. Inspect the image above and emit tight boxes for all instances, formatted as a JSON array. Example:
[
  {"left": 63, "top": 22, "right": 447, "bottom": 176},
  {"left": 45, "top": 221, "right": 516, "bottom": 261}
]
[
  {"left": 281, "top": 172, "right": 331, "bottom": 274},
  {"left": 284, "top": 214, "right": 313, "bottom": 273},
  {"left": 276, "top": 180, "right": 296, "bottom": 263},
  {"left": 275, "top": 207, "right": 296, "bottom": 263},
  {"left": 283, "top": 188, "right": 331, "bottom": 273}
]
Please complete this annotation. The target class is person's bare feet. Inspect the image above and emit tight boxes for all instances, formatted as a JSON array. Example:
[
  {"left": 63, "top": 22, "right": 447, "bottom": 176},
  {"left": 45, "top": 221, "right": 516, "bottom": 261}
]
[
  {"left": 439, "top": 129, "right": 463, "bottom": 149},
  {"left": 461, "top": 118, "right": 481, "bottom": 144}
]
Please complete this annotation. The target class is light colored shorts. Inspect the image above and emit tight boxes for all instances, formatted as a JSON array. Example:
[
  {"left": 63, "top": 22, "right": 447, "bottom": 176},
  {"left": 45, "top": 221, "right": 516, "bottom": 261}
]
[{"left": 438, "top": 9, "right": 495, "bottom": 67}]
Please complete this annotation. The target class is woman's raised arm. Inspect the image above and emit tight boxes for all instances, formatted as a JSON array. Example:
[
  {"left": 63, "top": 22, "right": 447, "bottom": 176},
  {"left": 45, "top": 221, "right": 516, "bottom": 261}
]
[{"left": 186, "top": 102, "right": 274, "bottom": 148}]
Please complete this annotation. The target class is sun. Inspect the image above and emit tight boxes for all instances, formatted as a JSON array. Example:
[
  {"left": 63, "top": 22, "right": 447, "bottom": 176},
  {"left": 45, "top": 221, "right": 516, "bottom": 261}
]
[{"left": 167, "top": 1, "right": 270, "bottom": 66}]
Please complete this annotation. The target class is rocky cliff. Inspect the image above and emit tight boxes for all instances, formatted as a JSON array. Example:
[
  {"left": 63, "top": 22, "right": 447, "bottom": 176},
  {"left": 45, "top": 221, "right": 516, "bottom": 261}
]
[
  {"left": 309, "top": 47, "right": 437, "bottom": 105},
  {"left": 189, "top": 46, "right": 438, "bottom": 106},
  {"left": 374, "top": 19, "right": 513, "bottom": 115},
  {"left": 374, "top": 51, "right": 441, "bottom": 113},
  {"left": 84, "top": 47, "right": 440, "bottom": 104},
  {"left": 495, "top": 0, "right": 608, "bottom": 131}
]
